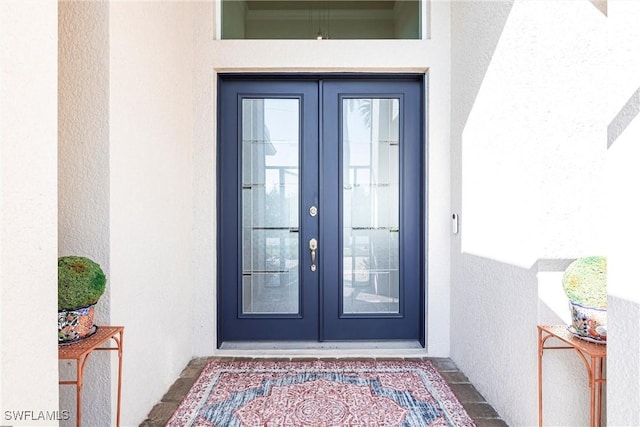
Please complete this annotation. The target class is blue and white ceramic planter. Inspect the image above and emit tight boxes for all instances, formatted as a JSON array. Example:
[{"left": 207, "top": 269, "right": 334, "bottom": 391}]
[
  {"left": 58, "top": 304, "right": 97, "bottom": 344},
  {"left": 569, "top": 301, "right": 607, "bottom": 342}
]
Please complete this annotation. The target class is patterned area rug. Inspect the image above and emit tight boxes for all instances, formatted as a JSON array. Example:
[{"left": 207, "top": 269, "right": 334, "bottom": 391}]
[{"left": 168, "top": 359, "right": 475, "bottom": 427}]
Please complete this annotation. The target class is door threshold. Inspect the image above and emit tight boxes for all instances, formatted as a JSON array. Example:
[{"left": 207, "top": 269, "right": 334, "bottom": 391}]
[
  {"left": 216, "top": 340, "right": 427, "bottom": 358},
  {"left": 220, "top": 340, "right": 422, "bottom": 350}
]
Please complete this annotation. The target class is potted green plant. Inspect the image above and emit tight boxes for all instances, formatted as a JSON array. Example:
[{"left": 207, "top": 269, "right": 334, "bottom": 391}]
[
  {"left": 562, "top": 256, "right": 607, "bottom": 342},
  {"left": 58, "top": 256, "right": 106, "bottom": 343}
]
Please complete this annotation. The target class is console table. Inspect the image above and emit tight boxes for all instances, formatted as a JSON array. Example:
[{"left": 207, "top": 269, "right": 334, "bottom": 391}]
[
  {"left": 537, "top": 325, "right": 606, "bottom": 427},
  {"left": 59, "top": 326, "right": 124, "bottom": 427}
]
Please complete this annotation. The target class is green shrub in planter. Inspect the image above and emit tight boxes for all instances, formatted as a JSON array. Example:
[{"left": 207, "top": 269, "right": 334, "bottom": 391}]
[
  {"left": 562, "top": 256, "right": 607, "bottom": 309},
  {"left": 58, "top": 256, "right": 106, "bottom": 310},
  {"left": 58, "top": 256, "right": 106, "bottom": 343}
]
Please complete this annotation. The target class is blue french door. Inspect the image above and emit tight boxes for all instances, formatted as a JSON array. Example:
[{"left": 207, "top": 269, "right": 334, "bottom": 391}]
[{"left": 218, "top": 76, "right": 424, "bottom": 345}]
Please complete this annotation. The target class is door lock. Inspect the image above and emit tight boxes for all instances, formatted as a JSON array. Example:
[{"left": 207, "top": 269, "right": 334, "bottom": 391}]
[{"left": 309, "top": 238, "right": 318, "bottom": 271}]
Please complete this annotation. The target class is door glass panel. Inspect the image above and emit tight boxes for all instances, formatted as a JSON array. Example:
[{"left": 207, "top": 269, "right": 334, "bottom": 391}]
[
  {"left": 342, "top": 98, "right": 400, "bottom": 314},
  {"left": 242, "top": 98, "right": 300, "bottom": 314}
]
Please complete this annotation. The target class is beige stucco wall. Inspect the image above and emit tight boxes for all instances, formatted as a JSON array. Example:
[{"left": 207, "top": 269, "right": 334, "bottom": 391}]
[
  {"left": 109, "top": 2, "right": 196, "bottom": 425},
  {"left": 0, "top": 1, "right": 60, "bottom": 425}
]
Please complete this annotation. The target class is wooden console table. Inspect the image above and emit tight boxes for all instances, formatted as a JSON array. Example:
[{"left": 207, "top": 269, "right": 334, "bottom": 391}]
[
  {"left": 537, "top": 325, "right": 606, "bottom": 427},
  {"left": 59, "top": 326, "right": 124, "bottom": 427}
]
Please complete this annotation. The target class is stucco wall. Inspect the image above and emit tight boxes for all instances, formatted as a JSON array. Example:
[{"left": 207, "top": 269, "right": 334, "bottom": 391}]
[
  {"left": 58, "top": 2, "right": 111, "bottom": 425},
  {"left": 0, "top": 1, "right": 60, "bottom": 425},
  {"left": 607, "top": 1, "right": 640, "bottom": 424},
  {"left": 193, "top": 0, "right": 452, "bottom": 357},
  {"left": 108, "top": 2, "right": 195, "bottom": 425},
  {"left": 451, "top": 1, "right": 606, "bottom": 425}
]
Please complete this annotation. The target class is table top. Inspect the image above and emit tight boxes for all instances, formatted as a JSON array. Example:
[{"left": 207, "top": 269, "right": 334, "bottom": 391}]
[
  {"left": 538, "top": 325, "right": 606, "bottom": 357},
  {"left": 59, "top": 326, "right": 124, "bottom": 360}
]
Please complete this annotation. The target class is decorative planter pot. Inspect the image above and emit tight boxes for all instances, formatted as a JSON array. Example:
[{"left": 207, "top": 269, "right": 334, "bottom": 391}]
[
  {"left": 569, "top": 300, "right": 607, "bottom": 342},
  {"left": 58, "top": 304, "right": 97, "bottom": 344}
]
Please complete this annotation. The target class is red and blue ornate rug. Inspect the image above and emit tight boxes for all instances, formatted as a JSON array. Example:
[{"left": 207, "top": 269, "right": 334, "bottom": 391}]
[{"left": 167, "top": 359, "right": 475, "bottom": 427}]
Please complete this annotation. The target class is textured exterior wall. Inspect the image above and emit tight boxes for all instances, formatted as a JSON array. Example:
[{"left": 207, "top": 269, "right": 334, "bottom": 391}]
[
  {"left": 0, "top": 1, "right": 60, "bottom": 425},
  {"left": 607, "top": 1, "right": 640, "bottom": 424},
  {"left": 192, "top": 1, "right": 452, "bottom": 357},
  {"left": 451, "top": 1, "right": 606, "bottom": 425},
  {"left": 109, "top": 2, "right": 195, "bottom": 425},
  {"left": 58, "top": 2, "right": 111, "bottom": 426}
]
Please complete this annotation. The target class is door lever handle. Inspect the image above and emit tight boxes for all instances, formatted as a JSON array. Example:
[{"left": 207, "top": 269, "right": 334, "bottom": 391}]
[{"left": 309, "top": 238, "right": 318, "bottom": 272}]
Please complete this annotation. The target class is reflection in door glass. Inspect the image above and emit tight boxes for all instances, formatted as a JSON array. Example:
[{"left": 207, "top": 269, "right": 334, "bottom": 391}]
[
  {"left": 222, "top": 1, "right": 421, "bottom": 40},
  {"left": 342, "top": 98, "right": 400, "bottom": 314},
  {"left": 241, "top": 99, "right": 300, "bottom": 314}
]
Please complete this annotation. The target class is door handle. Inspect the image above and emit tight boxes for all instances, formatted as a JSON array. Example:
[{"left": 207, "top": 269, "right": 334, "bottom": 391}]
[{"left": 309, "top": 238, "right": 318, "bottom": 272}]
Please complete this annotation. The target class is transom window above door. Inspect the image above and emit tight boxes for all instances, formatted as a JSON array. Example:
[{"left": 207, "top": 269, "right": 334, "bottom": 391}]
[{"left": 221, "top": 0, "right": 422, "bottom": 40}]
